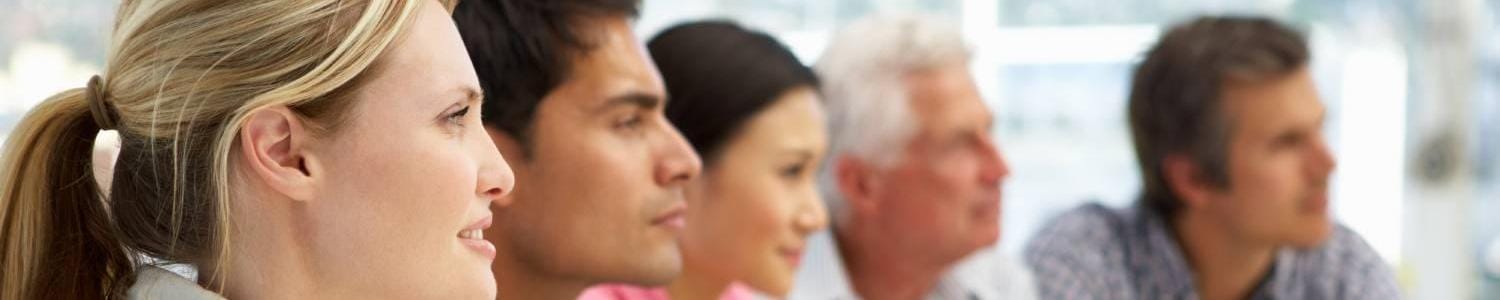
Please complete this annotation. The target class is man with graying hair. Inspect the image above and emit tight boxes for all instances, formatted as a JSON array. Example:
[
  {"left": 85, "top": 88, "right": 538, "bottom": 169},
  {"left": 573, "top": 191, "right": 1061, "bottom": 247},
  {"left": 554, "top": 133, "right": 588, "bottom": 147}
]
[{"left": 789, "top": 14, "right": 1037, "bottom": 300}]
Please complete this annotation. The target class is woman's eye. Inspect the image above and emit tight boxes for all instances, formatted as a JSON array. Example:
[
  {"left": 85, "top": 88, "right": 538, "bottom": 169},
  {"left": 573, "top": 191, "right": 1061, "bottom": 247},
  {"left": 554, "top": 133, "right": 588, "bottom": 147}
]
[
  {"left": 447, "top": 106, "right": 471, "bottom": 125},
  {"left": 781, "top": 163, "right": 806, "bottom": 179}
]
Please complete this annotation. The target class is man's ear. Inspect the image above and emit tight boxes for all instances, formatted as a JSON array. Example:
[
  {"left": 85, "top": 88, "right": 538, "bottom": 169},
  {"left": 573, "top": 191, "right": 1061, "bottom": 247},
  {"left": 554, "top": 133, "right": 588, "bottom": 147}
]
[
  {"left": 238, "top": 106, "right": 318, "bottom": 201},
  {"left": 1163, "top": 154, "right": 1214, "bottom": 210},
  {"left": 834, "top": 155, "right": 881, "bottom": 218}
]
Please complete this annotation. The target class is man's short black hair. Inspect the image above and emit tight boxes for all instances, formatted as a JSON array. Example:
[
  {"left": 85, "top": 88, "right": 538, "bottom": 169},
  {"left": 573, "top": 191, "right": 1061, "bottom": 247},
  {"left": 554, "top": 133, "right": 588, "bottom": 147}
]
[
  {"left": 1128, "top": 15, "right": 1309, "bottom": 217},
  {"left": 453, "top": 0, "right": 641, "bottom": 155}
]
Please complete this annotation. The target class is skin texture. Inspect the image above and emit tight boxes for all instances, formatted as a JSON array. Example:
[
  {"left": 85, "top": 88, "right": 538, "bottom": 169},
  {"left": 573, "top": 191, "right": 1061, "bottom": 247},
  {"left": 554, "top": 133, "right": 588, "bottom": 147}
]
[
  {"left": 1168, "top": 67, "right": 1336, "bottom": 300},
  {"left": 228, "top": 2, "right": 514, "bottom": 298},
  {"left": 833, "top": 62, "right": 1010, "bottom": 300},
  {"left": 669, "top": 87, "right": 830, "bottom": 298},
  {"left": 484, "top": 16, "right": 703, "bottom": 300}
]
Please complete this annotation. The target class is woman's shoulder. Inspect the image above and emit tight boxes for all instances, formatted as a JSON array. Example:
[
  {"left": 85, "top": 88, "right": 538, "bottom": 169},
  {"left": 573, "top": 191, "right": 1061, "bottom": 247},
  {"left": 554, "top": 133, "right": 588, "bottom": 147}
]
[
  {"left": 721, "top": 282, "right": 760, "bottom": 300},
  {"left": 127, "top": 266, "right": 224, "bottom": 300},
  {"left": 578, "top": 283, "right": 760, "bottom": 300}
]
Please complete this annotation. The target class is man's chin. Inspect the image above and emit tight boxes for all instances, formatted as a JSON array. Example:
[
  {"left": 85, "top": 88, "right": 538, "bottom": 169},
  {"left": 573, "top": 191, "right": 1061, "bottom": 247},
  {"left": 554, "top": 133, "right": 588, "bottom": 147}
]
[
  {"left": 958, "top": 225, "right": 1001, "bottom": 255},
  {"left": 974, "top": 218, "right": 1001, "bottom": 243},
  {"left": 1286, "top": 221, "right": 1334, "bottom": 248},
  {"left": 609, "top": 247, "right": 683, "bottom": 286}
]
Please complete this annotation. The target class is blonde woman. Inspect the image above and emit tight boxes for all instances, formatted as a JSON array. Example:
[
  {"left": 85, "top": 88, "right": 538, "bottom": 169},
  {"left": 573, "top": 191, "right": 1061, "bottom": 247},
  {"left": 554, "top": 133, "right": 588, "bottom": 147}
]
[{"left": 0, "top": 0, "right": 513, "bottom": 298}]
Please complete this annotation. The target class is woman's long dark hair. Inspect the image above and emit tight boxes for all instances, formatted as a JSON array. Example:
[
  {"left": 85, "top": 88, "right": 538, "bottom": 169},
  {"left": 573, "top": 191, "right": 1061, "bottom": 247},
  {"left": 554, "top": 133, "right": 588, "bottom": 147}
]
[{"left": 648, "top": 20, "right": 819, "bottom": 162}]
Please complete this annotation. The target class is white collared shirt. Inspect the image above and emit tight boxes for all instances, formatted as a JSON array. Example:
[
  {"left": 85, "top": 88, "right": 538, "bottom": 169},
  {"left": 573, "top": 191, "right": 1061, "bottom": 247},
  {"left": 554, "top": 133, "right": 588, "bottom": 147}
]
[
  {"left": 788, "top": 230, "right": 1037, "bottom": 300},
  {"left": 128, "top": 265, "right": 224, "bottom": 300}
]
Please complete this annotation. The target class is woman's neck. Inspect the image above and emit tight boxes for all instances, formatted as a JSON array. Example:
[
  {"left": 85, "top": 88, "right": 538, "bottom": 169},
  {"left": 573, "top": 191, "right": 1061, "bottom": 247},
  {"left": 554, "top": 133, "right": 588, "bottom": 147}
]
[
  {"left": 665, "top": 259, "right": 733, "bottom": 300},
  {"left": 212, "top": 191, "right": 325, "bottom": 299}
]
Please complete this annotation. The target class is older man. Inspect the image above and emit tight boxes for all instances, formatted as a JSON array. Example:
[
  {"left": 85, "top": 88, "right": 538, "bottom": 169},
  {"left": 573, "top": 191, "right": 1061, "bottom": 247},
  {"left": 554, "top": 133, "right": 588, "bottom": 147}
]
[{"left": 789, "top": 14, "right": 1036, "bottom": 300}]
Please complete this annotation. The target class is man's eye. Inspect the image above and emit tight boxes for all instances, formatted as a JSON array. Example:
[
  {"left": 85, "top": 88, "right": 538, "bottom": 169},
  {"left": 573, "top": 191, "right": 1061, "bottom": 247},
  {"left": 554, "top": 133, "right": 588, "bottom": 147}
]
[
  {"left": 1273, "top": 133, "right": 1303, "bottom": 149},
  {"left": 614, "top": 115, "right": 643, "bottom": 130}
]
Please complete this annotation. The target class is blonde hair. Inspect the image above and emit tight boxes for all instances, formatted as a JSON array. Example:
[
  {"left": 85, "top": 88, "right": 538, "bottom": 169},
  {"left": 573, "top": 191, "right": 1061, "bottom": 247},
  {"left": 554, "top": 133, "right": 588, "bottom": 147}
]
[{"left": 0, "top": 0, "right": 454, "bottom": 298}]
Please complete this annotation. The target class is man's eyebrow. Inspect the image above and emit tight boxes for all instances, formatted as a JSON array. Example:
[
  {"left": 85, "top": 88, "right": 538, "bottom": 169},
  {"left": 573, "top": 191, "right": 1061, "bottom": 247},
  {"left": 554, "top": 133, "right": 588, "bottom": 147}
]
[{"left": 592, "top": 92, "right": 662, "bottom": 113}]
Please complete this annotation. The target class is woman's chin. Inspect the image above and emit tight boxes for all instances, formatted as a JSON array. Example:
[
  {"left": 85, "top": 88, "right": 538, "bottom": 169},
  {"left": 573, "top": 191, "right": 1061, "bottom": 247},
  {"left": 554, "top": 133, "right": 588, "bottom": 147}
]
[{"left": 741, "top": 274, "right": 791, "bottom": 299}]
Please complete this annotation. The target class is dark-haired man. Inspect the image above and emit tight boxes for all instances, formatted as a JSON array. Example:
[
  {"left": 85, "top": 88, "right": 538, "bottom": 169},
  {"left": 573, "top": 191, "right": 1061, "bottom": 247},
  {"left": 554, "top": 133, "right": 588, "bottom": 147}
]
[
  {"left": 453, "top": 1, "right": 702, "bottom": 299},
  {"left": 1024, "top": 16, "right": 1400, "bottom": 299}
]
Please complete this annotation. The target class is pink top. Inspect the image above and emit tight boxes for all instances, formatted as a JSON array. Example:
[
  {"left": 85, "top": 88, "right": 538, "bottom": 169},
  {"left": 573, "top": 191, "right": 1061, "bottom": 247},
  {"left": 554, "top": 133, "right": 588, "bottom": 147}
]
[{"left": 577, "top": 282, "right": 757, "bottom": 300}]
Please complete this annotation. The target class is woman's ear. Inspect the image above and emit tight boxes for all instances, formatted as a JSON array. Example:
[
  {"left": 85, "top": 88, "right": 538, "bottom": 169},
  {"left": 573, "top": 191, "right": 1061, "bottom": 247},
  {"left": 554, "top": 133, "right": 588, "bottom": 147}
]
[{"left": 238, "top": 106, "right": 318, "bottom": 201}]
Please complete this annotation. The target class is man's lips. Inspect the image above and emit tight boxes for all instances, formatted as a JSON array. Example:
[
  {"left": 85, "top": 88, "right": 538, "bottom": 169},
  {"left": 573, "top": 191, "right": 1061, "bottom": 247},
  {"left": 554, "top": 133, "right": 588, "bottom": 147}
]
[
  {"left": 973, "top": 193, "right": 1002, "bottom": 219},
  {"left": 1304, "top": 193, "right": 1329, "bottom": 214},
  {"left": 651, "top": 201, "right": 688, "bottom": 231}
]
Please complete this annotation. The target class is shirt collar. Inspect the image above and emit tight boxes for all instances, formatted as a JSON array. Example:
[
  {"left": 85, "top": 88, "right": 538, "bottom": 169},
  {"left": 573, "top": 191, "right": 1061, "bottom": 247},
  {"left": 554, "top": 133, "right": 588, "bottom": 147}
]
[
  {"left": 1134, "top": 206, "right": 1292, "bottom": 299},
  {"left": 128, "top": 265, "right": 225, "bottom": 300},
  {"left": 791, "top": 230, "right": 859, "bottom": 299},
  {"left": 791, "top": 230, "right": 981, "bottom": 300}
]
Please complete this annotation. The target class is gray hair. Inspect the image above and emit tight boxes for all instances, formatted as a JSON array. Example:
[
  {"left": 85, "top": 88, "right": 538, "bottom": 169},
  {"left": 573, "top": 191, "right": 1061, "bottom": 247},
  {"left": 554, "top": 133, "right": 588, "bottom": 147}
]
[{"left": 814, "top": 13, "right": 972, "bottom": 224}]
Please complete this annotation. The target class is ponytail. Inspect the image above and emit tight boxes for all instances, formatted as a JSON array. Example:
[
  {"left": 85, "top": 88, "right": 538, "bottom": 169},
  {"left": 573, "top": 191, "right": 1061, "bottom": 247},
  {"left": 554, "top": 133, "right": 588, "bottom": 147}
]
[{"left": 0, "top": 88, "right": 135, "bottom": 299}]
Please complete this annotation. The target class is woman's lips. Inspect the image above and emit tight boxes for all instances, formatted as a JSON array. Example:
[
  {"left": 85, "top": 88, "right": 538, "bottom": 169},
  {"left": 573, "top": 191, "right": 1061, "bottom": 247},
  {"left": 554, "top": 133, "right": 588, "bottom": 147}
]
[
  {"left": 459, "top": 215, "right": 496, "bottom": 261},
  {"left": 780, "top": 246, "right": 804, "bottom": 268}
]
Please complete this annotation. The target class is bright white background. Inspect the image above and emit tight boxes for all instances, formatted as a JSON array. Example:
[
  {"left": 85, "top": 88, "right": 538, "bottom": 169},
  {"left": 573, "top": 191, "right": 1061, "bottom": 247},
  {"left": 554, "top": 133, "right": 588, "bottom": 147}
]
[{"left": 2, "top": 0, "right": 1497, "bottom": 299}]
